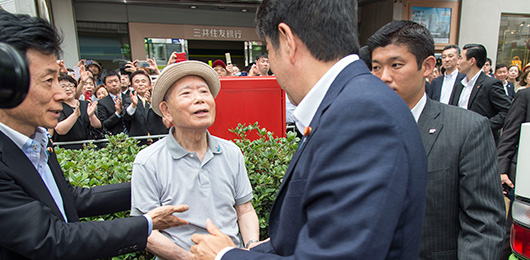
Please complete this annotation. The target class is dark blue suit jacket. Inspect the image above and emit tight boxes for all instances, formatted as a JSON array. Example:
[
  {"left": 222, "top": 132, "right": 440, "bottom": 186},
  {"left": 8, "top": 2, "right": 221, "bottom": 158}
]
[
  {"left": 428, "top": 72, "right": 466, "bottom": 102},
  {"left": 224, "top": 60, "right": 428, "bottom": 259}
]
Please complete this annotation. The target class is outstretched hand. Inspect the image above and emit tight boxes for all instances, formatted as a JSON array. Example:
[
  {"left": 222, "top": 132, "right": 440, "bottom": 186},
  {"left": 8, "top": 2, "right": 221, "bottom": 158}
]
[
  {"left": 147, "top": 205, "right": 190, "bottom": 230},
  {"left": 190, "top": 219, "right": 235, "bottom": 260}
]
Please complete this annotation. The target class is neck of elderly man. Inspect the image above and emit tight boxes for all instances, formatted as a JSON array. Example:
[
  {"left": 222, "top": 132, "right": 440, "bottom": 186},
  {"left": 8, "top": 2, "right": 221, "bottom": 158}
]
[{"left": 172, "top": 126, "right": 209, "bottom": 161}]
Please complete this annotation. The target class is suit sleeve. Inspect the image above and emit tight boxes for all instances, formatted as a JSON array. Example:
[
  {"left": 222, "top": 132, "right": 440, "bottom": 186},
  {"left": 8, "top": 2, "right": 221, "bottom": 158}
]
[
  {"left": 0, "top": 164, "right": 148, "bottom": 260},
  {"left": 488, "top": 80, "right": 512, "bottom": 132},
  {"left": 224, "top": 87, "right": 426, "bottom": 259},
  {"left": 97, "top": 99, "right": 122, "bottom": 130},
  {"left": 458, "top": 116, "right": 506, "bottom": 259},
  {"left": 497, "top": 90, "right": 528, "bottom": 177}
]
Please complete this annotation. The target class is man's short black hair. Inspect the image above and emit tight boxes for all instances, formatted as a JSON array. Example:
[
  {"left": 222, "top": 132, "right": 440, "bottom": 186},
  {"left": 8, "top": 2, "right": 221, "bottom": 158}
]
[
  {"left": 256, "top": 0, "right": 359, "bottom": 62},
  {"left": 495, "top": 63, "right": 507, "bottom": 72},
  {"left": 0, "top": 10, "right": 62, "bottom": 58},
  {"left": 102, "top": 70, "right": 120, "bottom": 85},
  {"left": 463, "top": 44, "right": 487, "bottom": 68},
  {"left": 442, "top": 44, "right": 460, "bottom": 55},
  {"left": 130, "top": 70, "right": 151, "bottom": 85},
  {"left": 358, "top": 46, "right": 372, "bottom": 71},
  {"left": 256, "top": 53, "right": 268, "bottom": 61},
  {"left": 367, "top": 20, "right": 434, "bottom": 69}
]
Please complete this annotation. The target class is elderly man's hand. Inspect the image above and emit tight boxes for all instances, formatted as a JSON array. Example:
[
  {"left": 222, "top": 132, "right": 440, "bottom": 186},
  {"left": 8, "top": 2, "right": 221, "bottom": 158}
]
[
  {"left": 190, "top": 219, "right": 235, "bottom": 260},
  {"left": 147, "top": 205, "right": 189, "bottom": 230}
]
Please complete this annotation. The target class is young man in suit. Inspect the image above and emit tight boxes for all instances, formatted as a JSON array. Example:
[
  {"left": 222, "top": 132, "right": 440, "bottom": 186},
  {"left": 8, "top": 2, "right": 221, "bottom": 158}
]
[
  {"left": 428, "top": 45, "right": 466, "bottom": 103},
  {"left": 368, "top": 20, "right": 506, "bottom": 260},
  {"left": 123, "top": 70, "right": 169, "bottom": 144},
  {"left": 451, "top": 44, "right": 512, "bottom": 142},
  {"left": 0, "top": 10, "right": 189, "bottom": 259},
  {"left": 97, "top": 70, "right": 128, "bottom": 135},
  {"left": 189, "top": 1, "right": 428, "bottom": 259},
  {"left": 494, "top": 64, "right": 516, "bottom": 99}
]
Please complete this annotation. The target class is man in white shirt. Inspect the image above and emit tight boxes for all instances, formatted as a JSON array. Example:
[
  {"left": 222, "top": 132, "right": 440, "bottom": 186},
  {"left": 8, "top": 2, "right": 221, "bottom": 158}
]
[
  {"left": 428, "top": 45, "right": 466, "bottom": 104},
  {"left": 494, "top": 64, "right": 515, "bottom": 99},
  {"left": 450, "top": 44, "right": 512, "bottom": 141},
  {"left": 188, "top": 1, "right": 428, "bottom": 259}
]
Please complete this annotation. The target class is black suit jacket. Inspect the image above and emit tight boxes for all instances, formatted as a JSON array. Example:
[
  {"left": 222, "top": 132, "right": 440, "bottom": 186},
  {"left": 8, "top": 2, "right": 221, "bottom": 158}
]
[
  {"left": 450, "top": 71, "right": 512, "bottom": 140},
  {"left": 428, "top": 72, "right": 466, "bottom": 102},
  {"left": 497, "top": 87, "right": 530, "bottom": 181},
  {"left": 0, "top": 131, "right": 148, "bottom": 259},
  {"left": 418, "top": 99, "right": 505, "bottom": 259},
  {"left": 97, "top": 95, "right": 126, "bottom": 135},
  {"left": 123, "top": 96, "right": 168, "bottom": 138}
]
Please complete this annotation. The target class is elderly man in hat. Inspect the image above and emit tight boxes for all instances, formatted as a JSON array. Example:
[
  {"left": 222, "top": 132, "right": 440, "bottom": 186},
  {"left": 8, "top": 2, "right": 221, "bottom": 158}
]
[{"left": 130, "top": 61, "right": 259, "bottom": 260}]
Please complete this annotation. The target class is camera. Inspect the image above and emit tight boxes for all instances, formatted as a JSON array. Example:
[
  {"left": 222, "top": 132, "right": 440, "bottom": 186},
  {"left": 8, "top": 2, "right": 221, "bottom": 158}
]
[{"left": 0, "top": 43, "right": 30, "bottom": 108}]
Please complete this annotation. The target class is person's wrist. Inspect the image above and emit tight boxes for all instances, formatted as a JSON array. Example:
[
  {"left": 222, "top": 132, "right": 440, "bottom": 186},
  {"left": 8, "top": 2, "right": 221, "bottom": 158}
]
[{"left": 245, "top": 239, "right": 259, "bottom": 249}]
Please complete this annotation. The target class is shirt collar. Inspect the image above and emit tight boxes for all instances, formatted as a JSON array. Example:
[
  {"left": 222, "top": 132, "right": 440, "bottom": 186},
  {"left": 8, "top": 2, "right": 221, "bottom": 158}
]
[
  {"left": 166, "top": 127, "right": 222, "bottom": 159},
  {"left": 0, "top": 121, "right": 33, "bottom": 149},
  {"left": 462, "top": 70, "right": 482, "bottom": 87},
  {"left": 410, "top": 93, "right": 427, "bottom": 123},
  {"left": 292, "top": 54, "right": 359, "bottom": 133},
  {"left": 444, "top": 69, "right": 458, "bottom": 79}
]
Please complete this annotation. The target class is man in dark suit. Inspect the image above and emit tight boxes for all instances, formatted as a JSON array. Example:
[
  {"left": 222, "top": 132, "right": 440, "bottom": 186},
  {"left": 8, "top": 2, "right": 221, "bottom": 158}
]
[
  {"left": 450, "top": 44, "right": 512, "bottom": 141},
  {"left": 494, "top": 64, "right": 516, "bottom": 99},
  {"left": 123, "top": 70, "right": 169, "bottom": 144},
  {"left": 497, "top": 87, "right": 530, "bottom": 260},
  {"left": 428, "top": 45, "right": 466, "bottom": 103},
  {"left": 0, "top": 10, "right": 189, "bottom": 259},
  {"left": 97, "top": 70, "right": 128, "bottom": 135},
  {"left": 189, "top": 1, "right": 428, "bottom": 259},
  {"left": 368, "top": 20, "right": 506, "bottom": 260}
]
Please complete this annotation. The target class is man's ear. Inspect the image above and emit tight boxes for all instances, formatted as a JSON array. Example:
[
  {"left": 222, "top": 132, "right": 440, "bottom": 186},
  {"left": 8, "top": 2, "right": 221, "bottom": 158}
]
[
  {"left": 278, "top": 23, "right": 297, "bottom": 64},
  {"left": 159, "top": 101, "right": 173, "bottom": 123},
  {"left": 422, "top": 56, "right": 437, "bottom": 78}
]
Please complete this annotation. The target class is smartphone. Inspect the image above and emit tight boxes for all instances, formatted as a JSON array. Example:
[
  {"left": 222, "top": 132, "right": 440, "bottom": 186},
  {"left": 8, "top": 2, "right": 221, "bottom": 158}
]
[
  {"left": 137, "top": 61, "right": 150, "bottom": 67},
  {"left": 84, "top": 60, "right": 93, "bottom": 65},
  {"left": 84, "top": 91, "right": 92, "bottom": 101},
  {"left": 503, "top": 183, "right": 515, "bottom": 201},
  {"left": 225, "top": 53, "right": 232, "bottom": 65}
]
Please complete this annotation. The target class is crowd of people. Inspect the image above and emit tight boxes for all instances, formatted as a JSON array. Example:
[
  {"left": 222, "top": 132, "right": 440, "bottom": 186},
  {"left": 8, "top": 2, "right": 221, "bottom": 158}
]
[
  {"left": 49, "top": 49, "right": 275, "bottom": 148},
  {"left": 1, "top": 0, "right": 530, "bottom": 259}
]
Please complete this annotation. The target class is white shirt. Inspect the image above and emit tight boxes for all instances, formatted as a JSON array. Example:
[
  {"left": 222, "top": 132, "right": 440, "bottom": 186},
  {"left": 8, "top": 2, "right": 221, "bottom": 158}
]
[
  {"left": 440, "top": 69, "right": 459, "bottom": 104},
  {"left": 459, "top": 71, "right": 482, "bottom": 109},
  {"left": 215, "top": 54, "right": 360, "bottom": 260},
  {"left": 502, "top": 80, "right": 510, "bottom": 96},
  {"left": 411, "top": 94, "right": 427, "bottom": 123}
]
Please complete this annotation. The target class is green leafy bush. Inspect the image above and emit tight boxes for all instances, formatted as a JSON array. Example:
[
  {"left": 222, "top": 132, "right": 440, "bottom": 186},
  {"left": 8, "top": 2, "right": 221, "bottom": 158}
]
[{"left": 55, "top": 123, "right": 299, "bottom": 259}]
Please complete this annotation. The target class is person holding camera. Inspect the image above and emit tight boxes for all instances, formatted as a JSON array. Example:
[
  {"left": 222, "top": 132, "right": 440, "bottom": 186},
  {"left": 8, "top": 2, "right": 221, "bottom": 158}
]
[{"left": 0, "top": 10, "right": 190, "bottom": 259}]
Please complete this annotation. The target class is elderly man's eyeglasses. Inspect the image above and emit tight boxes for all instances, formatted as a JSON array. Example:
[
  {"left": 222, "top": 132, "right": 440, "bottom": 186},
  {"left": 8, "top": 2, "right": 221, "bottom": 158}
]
[{"left": 61, "top": 83, "right": 75, "bottom": 89}]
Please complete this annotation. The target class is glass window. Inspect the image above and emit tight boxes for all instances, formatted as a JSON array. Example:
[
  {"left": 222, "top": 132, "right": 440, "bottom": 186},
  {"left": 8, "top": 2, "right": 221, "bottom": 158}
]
[
  {"left": 497, "top": 14, "right": 530, "bottom": 71},
  {"left": 77, "top": 21, "right": 131, "bottom": 70}
]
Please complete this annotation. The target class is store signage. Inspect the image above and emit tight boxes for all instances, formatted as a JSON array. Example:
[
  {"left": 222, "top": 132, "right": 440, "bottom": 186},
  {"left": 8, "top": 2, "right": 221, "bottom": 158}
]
[{"left": 192, "top": 28, "right": 243, "bottom": 39}]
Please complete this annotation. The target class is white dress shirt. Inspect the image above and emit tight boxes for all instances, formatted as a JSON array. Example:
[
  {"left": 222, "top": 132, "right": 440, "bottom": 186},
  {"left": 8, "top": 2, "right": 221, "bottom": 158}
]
[
  {"left": 440, "top": 69, "right": 459, "bottom": 104},
  {"left": 459, "top": 71, "right": 482, "bottom": 109},
  {"left": 411, "top": 94, "right": 427, "bottom": 123}
]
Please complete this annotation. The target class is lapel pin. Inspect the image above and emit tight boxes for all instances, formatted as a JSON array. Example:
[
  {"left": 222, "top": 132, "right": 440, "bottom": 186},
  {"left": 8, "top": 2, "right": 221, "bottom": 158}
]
[
  {"left": 429, "top": 129, "right": 436, "bottom": 134},
  {"left": 216, "top": 145, "right": 220, "bottom": 152},
  {"left": 476, "top": 85, "right": 481, "bottom": 89},
  {"left": 303, "top": 126, "right": 312, "bottom": 136},
  {"left": 47, "top": 147, "right": 54, "bottom": 154}
]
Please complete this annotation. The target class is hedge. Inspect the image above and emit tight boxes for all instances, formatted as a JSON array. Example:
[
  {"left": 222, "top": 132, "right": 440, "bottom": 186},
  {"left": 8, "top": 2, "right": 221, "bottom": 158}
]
[{"left": 55, "top": 123, "right": 299, "bottom": 259}]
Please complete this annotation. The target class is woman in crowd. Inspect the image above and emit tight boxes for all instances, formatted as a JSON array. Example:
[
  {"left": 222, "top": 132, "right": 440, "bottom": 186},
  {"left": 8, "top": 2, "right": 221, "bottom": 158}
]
[
  {"left": 95, "top": 84, "right": 109, "bottom": 100},
  {"left": 52, "top": 74, "right": 102, "bottom": 149},
  {"left": 508, "top": 64, "right": 521, "bottom": 90}
]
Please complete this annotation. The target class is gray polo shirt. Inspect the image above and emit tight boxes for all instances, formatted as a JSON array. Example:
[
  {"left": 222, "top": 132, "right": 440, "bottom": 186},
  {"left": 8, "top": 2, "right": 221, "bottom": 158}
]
[{"left": 131, "top": 128, "right": 253, "bottom": 250}]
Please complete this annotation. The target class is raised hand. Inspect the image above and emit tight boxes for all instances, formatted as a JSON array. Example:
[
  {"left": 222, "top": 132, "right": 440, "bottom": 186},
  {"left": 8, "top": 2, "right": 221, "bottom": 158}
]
[
  {"left": 114, "top": 97, "right": 123, "bottom": 114},
  {"left": 87, "top": 101, "right": 98, "bottom": 117},
  {"left": 147, "top": 205, "right": 190, "bottom": 230}
]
